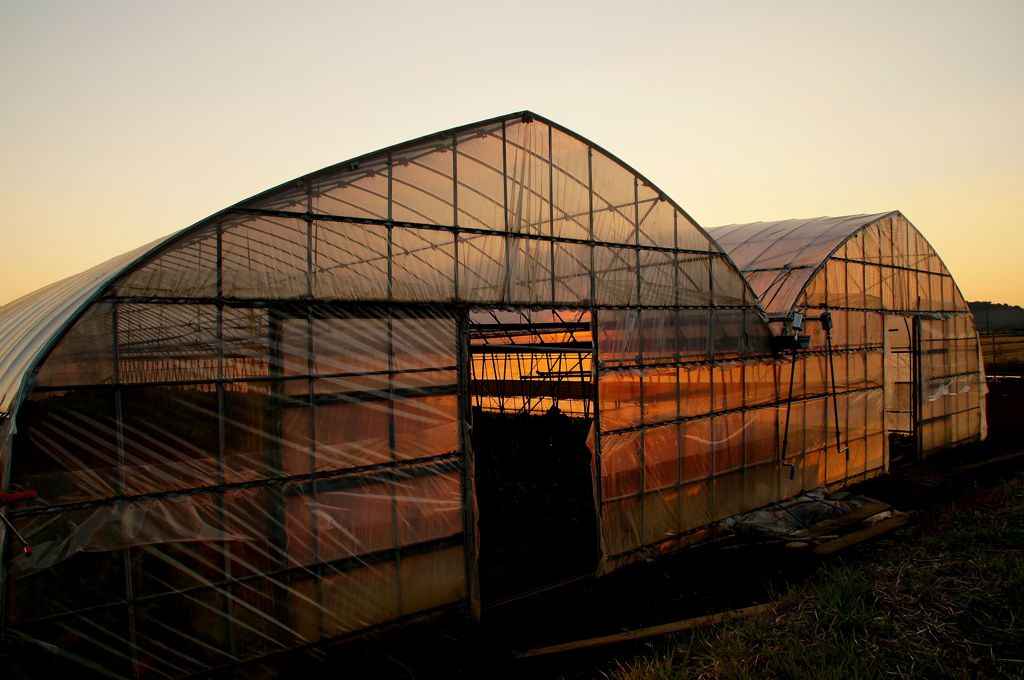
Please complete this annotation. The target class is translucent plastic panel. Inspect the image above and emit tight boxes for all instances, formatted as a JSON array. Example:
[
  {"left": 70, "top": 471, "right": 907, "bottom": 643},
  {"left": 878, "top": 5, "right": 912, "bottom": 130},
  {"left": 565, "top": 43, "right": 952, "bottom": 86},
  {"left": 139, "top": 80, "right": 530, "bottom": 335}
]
[
  {"left": 639, "top": 308, "right": 679, "bottom": 363},
  {"left": 313, "top": 317, "right": 388, "bottom": 383},
  {"left": 863, "top": 264, "right": 882, "bottom": 309},
  {"left": 594, "top": 245, "right": 638, "bottom": 306},
  {"left": 600, "top": 429, "right": 641, "bottom": 499},
  {"left": 860, "top": 222, "right": 881, "bottom": 262},
  {"left": 678, "top": 308, "right": 711, "bottom": 359},
  {"left": 804, "top": 354, "right": 829, "bottom": 396},
  {"left": 713, "top": 361, "right": 744, "bottom": 412},
  {"left": 398, "top": 545, "right": 467, "bottom": 617},
  {"left": 505, "top": 120, "right": 551, "bottom": 236},
  {"left": 643, "top": 423, "right": 679, "bottom": 491},
  {"left": 112, "top": 226, "right": 218, "bottom": 298},
  {"left": 766, "top": 269, "right": 816, "bottom": 314},
  {"left": 711, "top": 309, "right": 749, "bottom": 357},
  {"left": 803, "top": 396, "right": 829, "bottom": 454},
  {"left": 638, "top": 250, "right": 676, "bottom": 306},
  {"left": 751, "top": 233, "right": 819, "bottom": 270},
  {"left": 120, "top": 384, "right": 220, "bottom": 495},
  {"left": 222, "top": 307, "right": 270, "bottom": 380},
  {"left": 391, "top": 227, "right": 455, "bottom": 301},
  {"left": 553, "top": 241, "right": 591, "bottom": 303},
  {"left": 550, "top": 128, "right": 591, "bottom": 241},
  {"left": 591, "top": 151, "right": 636, "bottom": 244},
  {"left": 602, "top": 496, "right": 641, "bottom": 556},
  {"left": 845, "top": 230, "right": 863, "bottom": 260},
  {"left": 746, "top": 311, "right": 773, "bottom": 354},
  {"left": 281, "top": 400, "right": 315, "bottom": 477},
  {"left": 890, "top": 217, "right": 909, "bottom": 268},
  {"left": 11, "top": 389, "right": 119, "bottom": 503},
  {"left": 745, "top": 269, "right": 784, "bottom": 302},
  {"left": 597, "top": 308, "right": 640, "bottom": 365},
  {"left": 391, "top": 141, "right": 456, "bottom": 226},
  {"left": 248, "top": 174, "right": 307, "bottom": 213},
  {"left": 313, "top": 399, "right": 391, "bottom": 469},
  {"left": 678, "top": 364, "right": 712, "bottom": 417},
  {"left": 778, "top": 351, "right": 806, "bottom": 401},
  {"left": 678, "top": 253, "right": 711, "bottom": 306},
  {"left": 458, "top": 232, "right": 506, "bottom": 302},
  {"left": 313, "top": 220, "right": 389, "bottom": 300},
  {"left": 222, "top": 216, "right": 309, "bottom": 298},
  {"left": 313, "top": 479, "right": 393, "bottom": 560},
  {"left": 637, "top": 184, "right": 676, "bottom": 248},
  {"left": 643, "top": 486, "right": 681, "bottom": 544},
  {"left": 802, "top": 268, "right": 828, "bottom": 307},
  {"left": 675, "top": 212, "right": 711, "bottom": 253},
  {"left": 598, "top": 368, "right": 641, "bottom": 431},
  {"left": 313, "top": 157, "right": 389, "bottom": 220},
  {"left": 643, "top": 366, "right": 679, "bottom": 425},
  {"left": 845, "top": 350, "right": 867, "bottom": 389},
  {"left": 711, "top": 255, "right": 746, "bottom": 306},
  {"left": 313, "top": 563, "right": 399, "bottom": 636},
  {"left": 455, "top": 124, "right": 505, "bottom": 230},
  {"left": 744, "top": 359, "right": 778, "bottom": 407},
  {"left": 712, "top": 411, "right": 744, "bottom": 474},
  {"left": 393, "top": 394, "right": 458, "bottom": 460},
  {"left": 884, "top": 267, "right": 905, "bottom": 310},
  {"left": 678, "top": 478, "right": 713, "bottom": 535},
  {"left": 846, "top": 261, "right": 865, "bottom": 309},
  {"left": 680, "top": 417, "right": 712, "bottom": 482},
  {"left": 395, "top": 465, "right": 463, "bottom": 545},
  {"left": 36, "top": 303, "right": 115, "bottom": 388},
  {"left": 940, "top": 275, "right": 956, "bottom": 311},
  {"left": 510, "top": 237, "right": 553, "bottom": 304},
  {"left": 392, "top": 314, "right": 457, "bottom": 372},
  {"left": 117, "top": 304, "right": 218, "bottom": 383},
  {"left": 825, "top": 259, "right": 846, "bottom": 307},
  {"left": 279, "top": 317, "right": 311, "bottom": 387},
  {"left": 907, "top": 228, "right": 930, "bottom": 271},
  {"left": 223, "top": 382, "right": 282, "bottom": 482}
]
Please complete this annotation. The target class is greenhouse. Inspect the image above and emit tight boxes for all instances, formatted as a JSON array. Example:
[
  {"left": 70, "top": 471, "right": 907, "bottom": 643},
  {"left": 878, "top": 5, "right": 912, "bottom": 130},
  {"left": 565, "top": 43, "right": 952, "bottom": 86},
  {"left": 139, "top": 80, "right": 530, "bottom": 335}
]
[
  {"left": 709, "top": 212, "right": 987, "bottom": 463},
  {"left": 0, "top": 113, "right": 985, "bottom": 677}
]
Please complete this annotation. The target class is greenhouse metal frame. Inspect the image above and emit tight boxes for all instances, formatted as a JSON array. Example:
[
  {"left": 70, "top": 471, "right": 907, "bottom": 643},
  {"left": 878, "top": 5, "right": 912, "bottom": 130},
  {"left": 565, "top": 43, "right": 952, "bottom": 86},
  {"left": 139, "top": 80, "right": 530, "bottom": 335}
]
[{"left": 0, "top": 112, "right": 986, "bottom": 677}]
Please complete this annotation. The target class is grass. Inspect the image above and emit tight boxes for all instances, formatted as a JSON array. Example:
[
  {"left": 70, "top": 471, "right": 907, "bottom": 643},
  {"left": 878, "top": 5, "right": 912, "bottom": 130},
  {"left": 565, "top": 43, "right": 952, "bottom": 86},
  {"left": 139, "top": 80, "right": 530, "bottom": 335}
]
[{"left": 602, "top": 471, "right": 1024, "bottom": 680}]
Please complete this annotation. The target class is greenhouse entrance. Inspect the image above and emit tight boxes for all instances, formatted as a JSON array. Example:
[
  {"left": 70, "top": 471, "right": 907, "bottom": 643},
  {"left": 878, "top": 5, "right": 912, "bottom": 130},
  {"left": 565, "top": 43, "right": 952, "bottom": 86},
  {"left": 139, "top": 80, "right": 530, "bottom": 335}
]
[
  {"left": 468, "top": 310, "right": 599, "bottom": 602},
  {"left": 884, "top": 313, "right": 920, "bottom": 464}
]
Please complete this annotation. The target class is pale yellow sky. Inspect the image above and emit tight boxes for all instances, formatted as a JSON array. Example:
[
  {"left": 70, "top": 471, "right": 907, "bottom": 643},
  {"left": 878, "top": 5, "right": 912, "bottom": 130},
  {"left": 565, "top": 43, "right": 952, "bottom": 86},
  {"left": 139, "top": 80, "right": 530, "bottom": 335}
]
[{"left": 2, "top": 0, "right": 1022, "bottom": 306}]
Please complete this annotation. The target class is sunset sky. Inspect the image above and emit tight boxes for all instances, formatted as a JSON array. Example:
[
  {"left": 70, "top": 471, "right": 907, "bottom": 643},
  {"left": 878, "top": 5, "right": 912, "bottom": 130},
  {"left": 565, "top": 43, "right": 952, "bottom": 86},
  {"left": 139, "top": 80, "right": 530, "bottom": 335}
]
[{"left": 2, "top": 0, "right": 1022, "bottom": 306}]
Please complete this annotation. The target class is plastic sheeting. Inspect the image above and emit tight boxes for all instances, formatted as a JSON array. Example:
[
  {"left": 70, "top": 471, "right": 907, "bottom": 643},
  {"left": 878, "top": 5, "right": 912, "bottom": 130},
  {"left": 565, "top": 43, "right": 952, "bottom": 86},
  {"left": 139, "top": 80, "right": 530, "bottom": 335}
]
[
  {"left": 0, "top": 115, "right": 986, "bottom": 677},
  {"left": 0, "top": 112, "right": 768, "bottom": 677},
  {"left": 711, "top": 212, "right": 986, "bottom": 461},
  {"left": 710, "top": 214, "right": 888, "bottom": 314}
]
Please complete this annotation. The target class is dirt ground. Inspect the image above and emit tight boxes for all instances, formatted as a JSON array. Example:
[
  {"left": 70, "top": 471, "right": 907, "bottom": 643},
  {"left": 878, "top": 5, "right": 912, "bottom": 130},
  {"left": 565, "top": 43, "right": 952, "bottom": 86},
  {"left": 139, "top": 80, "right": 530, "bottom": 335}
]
[{"left": 267, "top": 369, "right": 1024, "bottom": 680}]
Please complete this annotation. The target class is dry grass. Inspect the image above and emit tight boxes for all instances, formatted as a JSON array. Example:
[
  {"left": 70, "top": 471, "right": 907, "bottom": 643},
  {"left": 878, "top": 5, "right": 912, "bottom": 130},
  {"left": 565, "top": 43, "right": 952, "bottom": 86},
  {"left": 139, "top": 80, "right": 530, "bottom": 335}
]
[{"left": 603, "top": 472, "right": 1024, "bottom": 680}]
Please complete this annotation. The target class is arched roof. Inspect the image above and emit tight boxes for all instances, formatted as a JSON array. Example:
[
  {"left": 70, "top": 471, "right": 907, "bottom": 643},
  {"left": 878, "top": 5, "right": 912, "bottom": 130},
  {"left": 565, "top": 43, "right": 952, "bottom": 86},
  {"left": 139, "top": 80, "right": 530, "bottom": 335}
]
[
  {"left": 709, "top": 212, "right": 894, "bottom": 315},
  {"left": 0, "top": 239, "right": 163, "bottom": 412},
  {"left": 0, "top": 111, "right": 761, "bottom": 418}
]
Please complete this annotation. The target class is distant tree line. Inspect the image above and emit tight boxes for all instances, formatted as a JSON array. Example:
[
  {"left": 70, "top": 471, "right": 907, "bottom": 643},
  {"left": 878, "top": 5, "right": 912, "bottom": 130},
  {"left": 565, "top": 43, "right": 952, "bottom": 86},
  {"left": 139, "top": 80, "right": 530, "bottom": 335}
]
[{"left": 969, "top": 301, "right": 1024, "bottom": 333}]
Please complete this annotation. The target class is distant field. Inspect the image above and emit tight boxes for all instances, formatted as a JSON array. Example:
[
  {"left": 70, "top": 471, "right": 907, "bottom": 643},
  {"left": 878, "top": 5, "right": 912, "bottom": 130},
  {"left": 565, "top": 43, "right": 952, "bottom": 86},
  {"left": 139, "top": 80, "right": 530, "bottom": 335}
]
[{"left": 979, "top": 332, "right": 1024, "bottom": 368}]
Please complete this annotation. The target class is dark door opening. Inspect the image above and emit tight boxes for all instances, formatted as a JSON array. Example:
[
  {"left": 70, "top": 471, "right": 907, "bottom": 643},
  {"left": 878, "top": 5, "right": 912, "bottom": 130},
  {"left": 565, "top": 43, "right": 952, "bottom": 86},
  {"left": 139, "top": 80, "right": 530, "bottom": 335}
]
[
  {"left": 467, "top": 310, "right": 599, "bottom": 603},
  {"left": 472, "top": 409, "right": 598, "bottom": 602}
]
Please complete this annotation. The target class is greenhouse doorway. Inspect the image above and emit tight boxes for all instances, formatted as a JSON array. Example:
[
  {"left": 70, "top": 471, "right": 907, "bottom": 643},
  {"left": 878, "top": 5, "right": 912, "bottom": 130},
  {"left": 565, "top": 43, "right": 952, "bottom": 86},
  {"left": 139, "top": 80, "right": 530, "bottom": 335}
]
[
  {"left": 884, "top": 313, "right": 921, "bottom": 465},
  {"left": 468, "top": 310, "right": 599, "bottom": 603}
]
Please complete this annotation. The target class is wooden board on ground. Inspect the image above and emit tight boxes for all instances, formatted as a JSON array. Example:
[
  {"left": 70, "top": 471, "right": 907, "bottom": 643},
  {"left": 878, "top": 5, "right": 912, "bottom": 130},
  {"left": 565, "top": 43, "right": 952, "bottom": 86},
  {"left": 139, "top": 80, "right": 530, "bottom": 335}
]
[
  {"left": 791, "top": 497, "right": 892, "bottom": 539},
  {"left": 516, "top": 602, "right": 778, "bottom": 659},
  {"left": 813, "top": 513, "right": 914, "bottom": 555}
]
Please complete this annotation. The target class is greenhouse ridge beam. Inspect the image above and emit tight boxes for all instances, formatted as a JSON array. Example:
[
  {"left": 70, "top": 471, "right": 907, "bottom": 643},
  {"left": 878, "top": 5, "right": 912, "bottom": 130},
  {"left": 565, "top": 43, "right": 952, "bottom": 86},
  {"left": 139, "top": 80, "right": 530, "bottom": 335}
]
[{"left": 226, "top": 207, "right": 728, "bottom": 257}]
